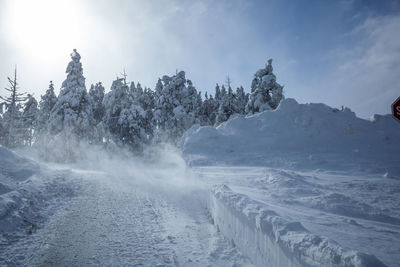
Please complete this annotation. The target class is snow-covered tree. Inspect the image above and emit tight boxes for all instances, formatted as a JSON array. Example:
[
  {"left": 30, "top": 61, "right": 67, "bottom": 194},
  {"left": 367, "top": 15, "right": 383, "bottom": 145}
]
[
  {"left": 214, "top": 84, "right": 221, "bottom": 102},
  {"left": 48, "top": 49, "right": 94, "bottom": 139},
  {"left": 246, "top": 59, "right": 284, "bottom": 114},
  {"left": 199, "top": 92, "right": 215, "bottom": 125},
  {"left": 234, "top": 86, "right": 248, "bottom": 115},
  {"left": 88, "top": 82, "right": 105, "bottom": 144},
  {"left": 35, "top": 81, "right": 57, "bottom": 136},
  {"left": 140, "top": 87, "right": 155, "bottom": 140},
  {"left": 216, "top": 85, "right": 235, "bottom": 124},
  {"left": 153, "top": 71, "right": 199, "bottom": 141},
  {"left": 44, "top": 49, "right": 94, "bottom": 161},
  {"left": 103, "top": 78, "right": 148, "bottom": 149},
  {"left": 211, "top": 84, "right": 222, "bottom": 124},
  {"left": 0, "top": 67, "right": 27, "bottom": 147},
  {"left": 21, "top": 94, "right": 38, "bottom": 146},
  {"left": 103, "top": 78, "right": 131, "bottom": 145},
  {"left": 88, "top": 82, "right": 105, "bottom": 124}
]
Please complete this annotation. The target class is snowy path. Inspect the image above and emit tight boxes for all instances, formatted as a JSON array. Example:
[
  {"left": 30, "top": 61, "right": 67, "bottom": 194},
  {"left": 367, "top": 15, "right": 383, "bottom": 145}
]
[{"left": 1, "top": 165, "right": 252, "bottom": 266}]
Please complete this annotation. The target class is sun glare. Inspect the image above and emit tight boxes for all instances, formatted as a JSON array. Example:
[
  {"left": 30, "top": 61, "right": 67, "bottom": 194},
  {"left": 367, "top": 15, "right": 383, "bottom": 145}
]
[{"left": 6, "top": 0, "right": 86, "bottom": 62}]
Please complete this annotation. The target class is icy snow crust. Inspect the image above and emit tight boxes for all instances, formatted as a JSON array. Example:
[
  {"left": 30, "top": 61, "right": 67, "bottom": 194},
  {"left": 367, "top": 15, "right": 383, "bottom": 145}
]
[{"left": 182, "top": 99, "right": 399, "bottom": 266}]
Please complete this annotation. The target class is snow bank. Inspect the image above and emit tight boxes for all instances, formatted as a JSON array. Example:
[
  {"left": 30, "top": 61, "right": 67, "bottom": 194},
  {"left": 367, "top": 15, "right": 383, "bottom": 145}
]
[
  {"left": 0, "top": 147, "right": 78, "bottom": 244},
  {"left": 181, "top": 98, "right": 400, "bottom": 175},
  {"left": 209, "top": 184, "right": 386, "bottom": 267},
  {"left": 0, "top": 147, "right": 40, "bottom": 219}
]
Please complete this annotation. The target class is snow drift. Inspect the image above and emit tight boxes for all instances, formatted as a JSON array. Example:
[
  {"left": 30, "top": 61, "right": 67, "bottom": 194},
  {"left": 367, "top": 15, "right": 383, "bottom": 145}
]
[
  {"left": 181, "top": 98, "right": 400, "bottom": 176},
  {"left": 0, "top": 147, "right": 79, "bottom": 247},
  {"left": 209, "top": 184, "right": 386, "bottom": 267}
]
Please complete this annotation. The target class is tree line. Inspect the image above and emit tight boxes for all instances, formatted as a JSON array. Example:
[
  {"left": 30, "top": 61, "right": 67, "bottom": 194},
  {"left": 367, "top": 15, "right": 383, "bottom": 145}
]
[{"left": 0, "top": 49, "right": 284, "bottom": 160}]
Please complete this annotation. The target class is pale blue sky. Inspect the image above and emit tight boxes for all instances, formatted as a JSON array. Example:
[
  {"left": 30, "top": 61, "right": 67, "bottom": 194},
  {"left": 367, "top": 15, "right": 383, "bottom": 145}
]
[{"left": 0, "top": 0, "right": 399, "bottom": 118}]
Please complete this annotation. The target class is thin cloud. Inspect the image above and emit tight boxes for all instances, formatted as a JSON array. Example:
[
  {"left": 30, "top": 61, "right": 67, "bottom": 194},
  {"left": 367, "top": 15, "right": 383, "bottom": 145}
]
[{"left": 332, "top": 15, "right": 400, "bottom": 117}]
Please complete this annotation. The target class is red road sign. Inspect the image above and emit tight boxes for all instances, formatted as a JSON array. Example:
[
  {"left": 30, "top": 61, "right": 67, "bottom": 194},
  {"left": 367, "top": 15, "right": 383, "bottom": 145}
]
[{"left": 392, "top": 96, "right": 400, "bottom": 122}]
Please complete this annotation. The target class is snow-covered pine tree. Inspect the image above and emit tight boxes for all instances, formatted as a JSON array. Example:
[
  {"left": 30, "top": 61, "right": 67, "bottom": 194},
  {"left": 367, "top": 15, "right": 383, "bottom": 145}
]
[
  {"left": 48, "top": 49, "right": 94, "bottom": 138},
  {"left": 88, "top": 82, "right": 105, "bottom": 124},
  {"left": 214, "top": 84, "right": 221, "bottom": 102},
  {"left": 46, "top": 49, "right": 94, "bottom": 161},
  {"left": 103, "top": 77, "right": 131, "bottom": 146},
  {"left": 216, "top": 85, "right": 235, "bottom": 124},
  {"left": 127, "top": 81, "right": 155, "bottom": 143},
  {"left": 199, "top": 92, "right": 215, "bottom": 125},
  {"left": 194, "top": 91, "right": 203, "bottom": 124},
  {"left": 153, "top": 71, "right": 199, "bottom": 142},
  {"left": 220, "top": 85, "right": 227, "bottom": 100},
  {"left": 246, "top": 59, "right": 284, "bottom": 114},
  {"left": 234, "top": 86, "right": 248, "bottom": 115},
  {"left": 211, "top": 84, "right": 222, "bottom": 125},
  {"left": 0, "top": 67, "right": 27, "bottom": 147},
  {"left": 88, "top": 82, "right": 105, "bottom": 144},
  {"left": 35, "top": 81, "right": 58, "bottom": 137},
  {"left": 141, "top": 87, "right": 155, "bottom": 140},
  {"left": 21, "top": 94, "right": 38, "bottom": 146},
  {"left": 103, "top": 78, "right": 148, "bottom": 150}
]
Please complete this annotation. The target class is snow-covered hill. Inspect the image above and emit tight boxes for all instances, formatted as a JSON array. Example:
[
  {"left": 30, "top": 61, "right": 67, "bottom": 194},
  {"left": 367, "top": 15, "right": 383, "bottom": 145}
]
[{"left": 181, "top": 98, "right": 400, "bottom": 176}]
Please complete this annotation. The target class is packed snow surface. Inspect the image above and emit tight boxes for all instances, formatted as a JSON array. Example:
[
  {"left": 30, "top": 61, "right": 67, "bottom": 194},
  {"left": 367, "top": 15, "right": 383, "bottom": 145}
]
[
  {"left": 0, "top": 147, "right": 252, "bottom": 266},
  {"left": 182, "top": 99, "right": 400, "bottom": 267}
]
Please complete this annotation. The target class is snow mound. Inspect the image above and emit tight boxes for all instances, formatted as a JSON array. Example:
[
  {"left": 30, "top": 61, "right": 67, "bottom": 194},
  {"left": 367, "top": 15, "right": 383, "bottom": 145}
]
[
  {"left": 181, "top": 98, "right": 400, "bottom": 175},
  {"left": 210, "top": 184, "right": 386, "bottom": 267},
  {"left": 0, "top": 147, "right": 78, "bottom": 246},
  {"left": 0, "top": 147, "right": 39, "bottom": 182}
]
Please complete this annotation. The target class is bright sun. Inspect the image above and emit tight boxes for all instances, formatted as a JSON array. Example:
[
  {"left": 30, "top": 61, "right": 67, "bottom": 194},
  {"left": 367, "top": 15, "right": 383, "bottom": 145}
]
[{"left": 6, "top": 0, "right": 86, "bottom": 61}]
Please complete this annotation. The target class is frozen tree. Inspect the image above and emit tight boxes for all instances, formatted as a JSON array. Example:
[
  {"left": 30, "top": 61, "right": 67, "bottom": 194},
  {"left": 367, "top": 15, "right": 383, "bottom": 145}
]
[
  {"left": 211, "top": 84, "right": 222, "bottom": 124},
  {"left": 48, "top": 49, "right": 94, "bottom": 139},
  {"left": 200, "top": 92, "right": 215, "bottom": 125},
  {"left": 0, "top": 67, "right": 27, "bottom": 147},
  {"left": 45, "top": 49, "right": 94, "bottom": 161},
  {"left": 21, "top": 94, "right": 38, "bottom": 146},
  {"left": 88, "top": 82, "right": 105, "bottom": 124},
  {"left": 88, "top": 82, "right": 105, "bottom": 144},
  {"left": 141, "top": 87, "right": 155, "bottom": 139},
  {"left": 117, "top": 103, "right": 147, "bottom": 149},
  {"left": 214, "top": 84, "right": 221, "bottom": 102},
  {"left": 246, "top": 59, "right": 284, "bottom": 114},
  {"left": 103, "top": 78, "right": 131, "bottom": 145},
  {"left": 220, "top": 85, "right": 227, "bottom": 100},
  {"left": 103, "top": 78, "right": 148, "bottom": 149},
  {"left": 130, "top": 82, "right": 154, "bottom": 146},
  {"left": 216, "top": 85, "right": 235, "bottom": 124},
  {"left": 234, "top": 86, "right": 248, "bottom": 115},
  {"left": 35, "top": 81, "right": 58, "bottom": 136},
  {"left": 153, "top": 71, "right": 199, "bottom": 141}
]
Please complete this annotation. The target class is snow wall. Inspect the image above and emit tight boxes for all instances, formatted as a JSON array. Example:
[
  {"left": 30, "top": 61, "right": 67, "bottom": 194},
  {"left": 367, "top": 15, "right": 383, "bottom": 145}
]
[{"left": 208, "top": 184, "right": 386, "bottom": 267}]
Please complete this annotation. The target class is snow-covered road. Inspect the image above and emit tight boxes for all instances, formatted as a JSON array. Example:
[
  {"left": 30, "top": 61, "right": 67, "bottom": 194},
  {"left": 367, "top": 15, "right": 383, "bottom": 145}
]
[
  {"left": 1, "top": 145, "right": 397, "bottom": 266},
  {"left": 0, "top": 154, "right": 252, "bottom": 267}
]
